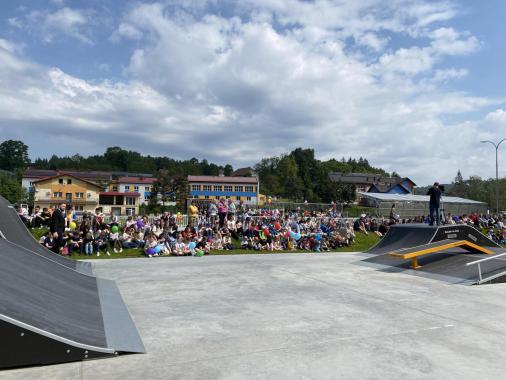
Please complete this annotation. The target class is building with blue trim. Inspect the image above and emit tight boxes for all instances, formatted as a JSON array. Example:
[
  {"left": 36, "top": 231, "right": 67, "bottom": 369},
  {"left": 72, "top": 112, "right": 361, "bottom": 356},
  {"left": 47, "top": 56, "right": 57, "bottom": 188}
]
[{"left": 187, "top": 175, "right": 259, "bottom": 205}]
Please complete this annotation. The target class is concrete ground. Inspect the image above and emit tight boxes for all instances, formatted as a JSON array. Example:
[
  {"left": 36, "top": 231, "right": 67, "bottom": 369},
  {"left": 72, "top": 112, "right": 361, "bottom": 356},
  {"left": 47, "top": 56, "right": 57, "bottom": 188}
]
[{"left": 3, "top": 252, "right": 506, "bottom": 380}]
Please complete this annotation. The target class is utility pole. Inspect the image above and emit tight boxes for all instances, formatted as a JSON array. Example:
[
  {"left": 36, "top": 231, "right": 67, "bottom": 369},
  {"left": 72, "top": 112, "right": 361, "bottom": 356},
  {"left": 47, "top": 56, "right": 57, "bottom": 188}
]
[{"left": 481, "top": 139, "right": 506, "bottom": 213}]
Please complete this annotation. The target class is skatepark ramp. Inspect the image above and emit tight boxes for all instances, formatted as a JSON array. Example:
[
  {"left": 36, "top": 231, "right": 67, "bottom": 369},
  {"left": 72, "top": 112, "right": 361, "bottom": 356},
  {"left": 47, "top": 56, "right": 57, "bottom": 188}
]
[
  {"left": 0, "top": 195, "right": 92, "bottom": 275},
  {"left": 366, "top": 224, "right": 500, "bottom": 255},
  {"left": 0, "top": 197, "right": 145, "bottom": 368},
  {"left": 360, "top": 224, "right": 506, "bottom": 285}
]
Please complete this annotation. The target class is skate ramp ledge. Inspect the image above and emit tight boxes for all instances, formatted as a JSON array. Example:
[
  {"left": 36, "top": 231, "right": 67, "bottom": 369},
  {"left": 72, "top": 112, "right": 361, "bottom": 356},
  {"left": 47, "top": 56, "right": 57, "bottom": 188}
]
[{"left": 389, "top": 240, "right": 494, "bottom": 269}]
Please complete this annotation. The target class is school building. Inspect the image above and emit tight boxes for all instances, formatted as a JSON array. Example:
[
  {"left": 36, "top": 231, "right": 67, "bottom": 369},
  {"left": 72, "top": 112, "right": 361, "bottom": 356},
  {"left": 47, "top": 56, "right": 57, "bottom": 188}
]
[{"left": 187, "top": 175, "right": 259, "bottom": 205}]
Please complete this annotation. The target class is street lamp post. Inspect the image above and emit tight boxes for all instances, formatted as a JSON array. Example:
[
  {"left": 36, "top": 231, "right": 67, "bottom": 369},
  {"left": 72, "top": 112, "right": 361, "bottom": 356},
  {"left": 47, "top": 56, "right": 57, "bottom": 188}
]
[{"left": 481, "top": 139, "right": 506, "bottom": 214}]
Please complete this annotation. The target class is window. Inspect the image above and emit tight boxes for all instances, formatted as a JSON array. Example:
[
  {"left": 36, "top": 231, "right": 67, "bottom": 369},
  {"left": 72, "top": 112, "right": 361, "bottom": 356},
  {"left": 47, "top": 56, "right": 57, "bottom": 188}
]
[
  {"left": 112, "top": 186, "right": 118, "bottom": 192},
  {"left": 58, "top": 179, "right": 64, "bottom": 184},
  {"left": 245, "top": 185, "right": 254, "bottom": 192},
  {"left": 205, "top": 195, "right": 210, "bottom": 199},
  {"left": 145, "top": 186, "right": 150, "bottom": 191},
  {"left": 247, "top": 196, "right": 252, "bottom": 201},
  {"left": 234, "top": 186, "right": 243, "bottom": 192},
  {"left": 236, "top": 196, "right": 241, "bottom": 201},
  {"left": 213, "top": 185, "right": 222, "bottom": 191},
  {"left": 75, "top": 192, "right": 84, "bottom": 198},
  {"left": 53, "top": 192, "right": 62, "bottom": 198},
  {"left": 134, "top": 186, "right": 139, "bottom": 193},
  {"left": 226, "top": 196, "right": 230, "bottom": 199},
  {"left": 126, "top": 208, "right": 135, "bottom": 216},
  {"left": 192, "top": 184, "right": 201, "bottom": 191},
  {"left": 203, "top": 185, "right": 212, "bottom": 191},
  {"left": 74, "top": 205, "right": 84, "bottom": 211},
  {"left": 67, "top": 179, "right": 72, "bottom": 185},
  {"left": 224, "top": 185, "right": 232, "bottom": 192},
  {"left": 126, "top": 197, "right": 136, "bottom": 205},
  {"left": 144, "top": 195, "right": 150, "bottom": 201}
]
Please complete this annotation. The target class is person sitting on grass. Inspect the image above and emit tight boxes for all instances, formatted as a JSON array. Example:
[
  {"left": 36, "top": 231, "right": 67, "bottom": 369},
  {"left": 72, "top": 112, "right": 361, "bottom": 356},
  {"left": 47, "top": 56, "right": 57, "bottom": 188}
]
[
  {"left": 41, "top": 231, "right": 54, "bottom": 250},
  {"left": 95, "top": 229, "right": 111, "bottom": 257},
  {"left": 122, "top": 227, "right": 139, "bottom": 249},
  {"left": 144, "top": 233, "right": 159, "bottom": 258},
  {"left": 109, "top": 226, "right": 123, "bottom": 253},
  {"left": 240, "top": 235, "right": 251, "bottom": 250},
  {"left": 222, "top": 230, "right": 233, "bottom": 250},
  {"left": 83, "top": 229, "right": 94, "bottom": 256},
  {"left": 212, "top": 232, "right": 223, "bottom": 250},
  {"left": 67, "top": 231, "right": 81, "bottom": 255},
  {"left": 173, "top": 235, "right": 186, "bottom": 256},
  {"left": 272, "top": 235, "right": 282, "bottom": 251}
]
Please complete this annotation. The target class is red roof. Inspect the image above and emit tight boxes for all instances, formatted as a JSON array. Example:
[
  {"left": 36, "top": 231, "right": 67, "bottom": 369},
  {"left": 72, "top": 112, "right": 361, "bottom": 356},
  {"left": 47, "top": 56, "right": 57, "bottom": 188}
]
[
  {"left": 187, "top": 175, "right": 258, "bottom": 184},
  {"left": 117, "top": 177, "right": 157, "bottom": 184},
  {"left": 99, "top": 192, "right": 141, "bottom": 197}
]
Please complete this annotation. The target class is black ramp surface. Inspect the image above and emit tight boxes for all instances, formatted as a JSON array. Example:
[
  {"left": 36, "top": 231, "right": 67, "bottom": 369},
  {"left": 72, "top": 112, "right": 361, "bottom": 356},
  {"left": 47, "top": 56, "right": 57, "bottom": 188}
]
[
  {"left": 432, "top": 225, "right": 500, "bottom": 248},
  {"left": 0, "top": 238, "right": 106, "bottom": 347},
  {"left": 366, "top": 224, "right": 437, "bottom": 255},
  {"left": 360, "top": 247, "right": 506, "bottom": 285},
  {"left": 0, "top": 238, "right": 145, "bottom": 367},
  {"left": 0, "top": 195, "right": 92, "bottom": 275}
]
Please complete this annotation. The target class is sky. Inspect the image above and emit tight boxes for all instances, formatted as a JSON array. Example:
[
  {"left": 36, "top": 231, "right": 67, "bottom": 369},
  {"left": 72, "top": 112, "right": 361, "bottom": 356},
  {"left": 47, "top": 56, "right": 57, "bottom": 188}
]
[{"left": 1, "top": 0, "right": 506, "bottom": 186}]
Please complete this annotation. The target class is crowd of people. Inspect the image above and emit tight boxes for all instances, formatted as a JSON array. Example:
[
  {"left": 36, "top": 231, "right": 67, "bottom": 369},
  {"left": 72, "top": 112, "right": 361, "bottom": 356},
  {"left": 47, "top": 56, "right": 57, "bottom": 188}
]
[
  {"left": 19, "top": 200, "right": 356, "bottom": 257},
  {"left": 16, "top": 198, "right": 506, "bottom": 258}
]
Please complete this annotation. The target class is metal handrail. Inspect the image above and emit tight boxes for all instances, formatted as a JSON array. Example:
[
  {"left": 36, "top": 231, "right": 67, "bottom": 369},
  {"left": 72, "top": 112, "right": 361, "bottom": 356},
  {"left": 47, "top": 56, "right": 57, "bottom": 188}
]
[
  {"left": 466, "top": 251, "right": 506, "bottom": 283},
  {"left": 466, "top": 252, "right": 506, "bottom": 266}
]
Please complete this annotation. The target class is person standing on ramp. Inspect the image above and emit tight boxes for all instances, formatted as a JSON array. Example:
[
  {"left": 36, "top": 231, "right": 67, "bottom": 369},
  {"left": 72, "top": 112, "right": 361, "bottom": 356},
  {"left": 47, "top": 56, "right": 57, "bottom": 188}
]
[{"left": 427, "top": 182, "right": 442, "bottom": 226}]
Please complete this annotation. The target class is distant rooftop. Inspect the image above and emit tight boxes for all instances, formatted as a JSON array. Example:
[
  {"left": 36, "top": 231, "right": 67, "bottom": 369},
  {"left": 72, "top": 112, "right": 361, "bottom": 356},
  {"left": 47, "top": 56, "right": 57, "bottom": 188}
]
[
  {"left": 24, "top": 168, "right": 153, "bottom": 180},
  {"left": 188, "top": 175, "right": 258, "bottom": 184},
  {"left": 329, "top": 172, "right": 416, "bottom": 186},
  {"left": 358, "top": 192, "right": 486, "bottom": 205}
]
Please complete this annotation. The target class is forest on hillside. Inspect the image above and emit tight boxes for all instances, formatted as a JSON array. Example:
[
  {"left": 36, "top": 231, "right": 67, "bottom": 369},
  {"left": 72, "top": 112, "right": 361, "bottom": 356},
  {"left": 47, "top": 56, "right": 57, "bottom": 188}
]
[{"left": 0, "top": 140, "right": 391, "bottom": 204}]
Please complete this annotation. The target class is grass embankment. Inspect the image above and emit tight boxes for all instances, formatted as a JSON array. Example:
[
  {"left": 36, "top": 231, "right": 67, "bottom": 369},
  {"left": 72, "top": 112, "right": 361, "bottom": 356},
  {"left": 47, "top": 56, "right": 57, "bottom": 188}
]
[{"left": 31, "top": 228, "right": 380, "bottom": 260}]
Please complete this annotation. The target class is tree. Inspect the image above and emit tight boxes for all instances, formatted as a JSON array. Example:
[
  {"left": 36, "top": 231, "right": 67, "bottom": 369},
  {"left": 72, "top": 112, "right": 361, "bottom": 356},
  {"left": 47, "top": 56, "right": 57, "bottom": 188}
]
[
  {"left": 451, "top": 170, "right": 467, "bottom": 198},
  {"left": 224, "top": 164, "right": 233, "bottom": 176},
  {"left": 0, "top": 140, "right": 30, "bottom": 171},
  {"left": 0, "top": 172, "right": 24, "bottom": 204}
]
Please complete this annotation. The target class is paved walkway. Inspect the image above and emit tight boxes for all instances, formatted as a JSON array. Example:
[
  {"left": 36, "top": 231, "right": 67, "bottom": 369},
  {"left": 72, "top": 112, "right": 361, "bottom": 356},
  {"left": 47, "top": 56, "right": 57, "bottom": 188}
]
[{"left": 4, "top": 253, "right": 506, "bottom": 379}]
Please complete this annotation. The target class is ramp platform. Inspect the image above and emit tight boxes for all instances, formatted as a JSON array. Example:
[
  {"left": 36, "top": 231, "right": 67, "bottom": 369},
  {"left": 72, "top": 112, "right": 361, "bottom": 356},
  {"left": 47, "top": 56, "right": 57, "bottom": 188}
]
[{"left": 0, "top": 195, "right": 92, "bottom": 275}]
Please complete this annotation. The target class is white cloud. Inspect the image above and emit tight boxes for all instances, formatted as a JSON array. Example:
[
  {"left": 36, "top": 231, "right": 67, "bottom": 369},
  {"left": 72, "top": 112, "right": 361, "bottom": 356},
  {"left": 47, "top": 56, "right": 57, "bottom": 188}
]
[
  {"left": 23, "top": 7, "right": 93, "bottom": 44},
  {"left": 485, "top": 109, "right": 506, "bottom": 124},
  {"left": 0, "top": 0, "right": 503, "bottom": 185}
]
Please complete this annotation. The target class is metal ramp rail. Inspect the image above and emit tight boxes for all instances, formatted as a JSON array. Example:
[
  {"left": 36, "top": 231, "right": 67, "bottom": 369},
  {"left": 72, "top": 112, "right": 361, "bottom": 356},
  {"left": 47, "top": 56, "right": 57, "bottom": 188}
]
[{"left": 466, "top": 252, "right": 506, "bottom": 284}]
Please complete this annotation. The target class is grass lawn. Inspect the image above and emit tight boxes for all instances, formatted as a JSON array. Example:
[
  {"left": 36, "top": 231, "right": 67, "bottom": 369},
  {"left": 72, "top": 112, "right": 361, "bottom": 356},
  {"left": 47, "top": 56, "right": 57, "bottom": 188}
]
[{"left": 30, "top": 228, "right": 380, "bottom": 260}]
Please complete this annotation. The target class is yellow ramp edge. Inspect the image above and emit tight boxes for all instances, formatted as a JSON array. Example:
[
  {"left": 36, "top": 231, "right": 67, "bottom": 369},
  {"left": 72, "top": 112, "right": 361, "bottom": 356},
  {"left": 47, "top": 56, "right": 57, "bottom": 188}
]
[{"left": 388, "top": 240, "right": 494, "bottom": 269}]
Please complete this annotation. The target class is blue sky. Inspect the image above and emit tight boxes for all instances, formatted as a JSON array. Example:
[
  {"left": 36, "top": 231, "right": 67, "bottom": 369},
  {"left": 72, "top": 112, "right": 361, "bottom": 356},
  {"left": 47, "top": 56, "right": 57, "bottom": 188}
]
[{"left": 1, "top": 0, "right": 506, "bottom": 185}]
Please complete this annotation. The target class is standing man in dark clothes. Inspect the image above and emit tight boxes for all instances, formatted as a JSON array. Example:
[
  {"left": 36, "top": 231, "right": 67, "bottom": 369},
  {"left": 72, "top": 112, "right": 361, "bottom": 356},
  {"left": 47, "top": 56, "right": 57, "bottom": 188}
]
[
  {"left": 427, "top": 182, "right": 442, "bottom": 226},
  {"left": 50, "top": 203, "right": 66, "bottom": 253}
]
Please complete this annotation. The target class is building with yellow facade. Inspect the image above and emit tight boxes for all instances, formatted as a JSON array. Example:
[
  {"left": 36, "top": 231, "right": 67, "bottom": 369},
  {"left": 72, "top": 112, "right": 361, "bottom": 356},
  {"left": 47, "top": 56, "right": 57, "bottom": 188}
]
[
  {"left": 32, "top": 174, "right": 102, "bottom": 213},
  {"left": 33, "top": 173, "right": 141, "bottom": 216}
]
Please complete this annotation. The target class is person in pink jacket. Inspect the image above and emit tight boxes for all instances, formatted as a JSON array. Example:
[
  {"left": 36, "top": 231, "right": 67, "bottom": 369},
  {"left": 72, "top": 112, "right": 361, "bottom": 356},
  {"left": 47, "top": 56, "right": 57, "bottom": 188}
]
[{"left": 217, "top": 197, "right": 228, "bottom": 228}]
